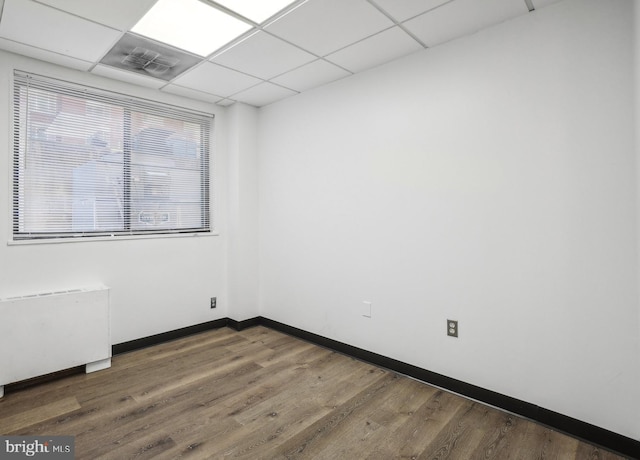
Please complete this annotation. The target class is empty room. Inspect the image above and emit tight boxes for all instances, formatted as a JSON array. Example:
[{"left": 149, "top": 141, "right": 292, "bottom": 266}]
[{"left": 0, "top": 0, "right": 639, "bottom": 458}]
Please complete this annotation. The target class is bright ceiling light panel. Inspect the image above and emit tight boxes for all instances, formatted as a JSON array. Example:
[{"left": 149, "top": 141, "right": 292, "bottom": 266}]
[
  {"left": 132, "top": 0, "right": 252, "bottom": 57},
  {"left": 213, "top": 0, "right": 298, "bottom": 24}
]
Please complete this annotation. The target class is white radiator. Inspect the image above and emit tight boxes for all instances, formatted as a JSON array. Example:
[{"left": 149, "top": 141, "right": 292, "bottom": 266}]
[{"left": 0, "top": 286, "right": 111, "bottom": 397}]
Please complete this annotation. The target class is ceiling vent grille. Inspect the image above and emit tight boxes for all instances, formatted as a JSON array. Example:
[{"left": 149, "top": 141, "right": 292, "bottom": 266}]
[
  {"left": 100, "top": 33, "right": 200, "bottom": 81},
  {"left": 121, "top": 47, "right": 179, "bottom": 77}
]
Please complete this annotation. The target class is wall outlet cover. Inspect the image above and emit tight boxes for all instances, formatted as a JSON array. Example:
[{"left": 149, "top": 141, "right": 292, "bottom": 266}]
[{"left": 447, "top": 319, "right": 458, "bottom": 337}]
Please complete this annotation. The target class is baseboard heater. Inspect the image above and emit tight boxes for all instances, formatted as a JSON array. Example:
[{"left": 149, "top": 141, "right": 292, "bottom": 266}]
[{"left": 0, "top": 286, "right": 111, "bottom": 398}]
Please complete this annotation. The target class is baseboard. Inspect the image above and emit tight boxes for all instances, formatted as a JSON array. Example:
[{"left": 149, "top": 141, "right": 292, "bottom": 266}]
[
  {"left": 227, "top": 317, "right": 262, "bottom": 331},
  {"left": 111, "top": 317, "right": 260, "bottom": 354},
  {"left": 4, "top": 366, "right": 84, "bottom": 394},
  {"left": 258, "top": 317, "right": 640, "bottom": 460},
  {"left": 110, "top": 316, "right": 639, "bottom": 458},
  {"left": 112, "top": 318, "right": 229, "bottom": 355}
]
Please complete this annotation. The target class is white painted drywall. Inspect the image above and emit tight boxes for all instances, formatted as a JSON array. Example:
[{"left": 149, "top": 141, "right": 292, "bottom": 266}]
[
  {"left": 0, "top": 51, "right": 228, "bottom": 344},
  {"left": 635, "top": 0, "right": 640, "bottom": 418},
  {"left": 258, "top": 0, "right": 640, "bottom": 439},
  {"left": 227, "top": 103, "right": 260, "bottom": 321}
]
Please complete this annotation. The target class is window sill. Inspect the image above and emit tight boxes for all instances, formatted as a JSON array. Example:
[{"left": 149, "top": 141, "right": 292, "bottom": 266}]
[{"left": 7, "top": 231, "right": 220, "bottom": 246}]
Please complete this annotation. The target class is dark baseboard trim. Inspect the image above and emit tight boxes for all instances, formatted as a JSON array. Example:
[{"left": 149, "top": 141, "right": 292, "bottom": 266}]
[
  {"left": 5, "top": 366, "right": 85, "bottom": 394},
  {"left": 259, "top": 317, "right": 640, "bottom": 460},
  {"left": 112, "top": 318, "right": 229, "bottom": 355},
  {"left": 109, "top": 316, "right": 639, "bottom": 458},
  {"left": 112, "top": 317, "right": 262, "bottom": 355},
  {"left": 227, "top": 317, "right": 262, "bottom": 331}
]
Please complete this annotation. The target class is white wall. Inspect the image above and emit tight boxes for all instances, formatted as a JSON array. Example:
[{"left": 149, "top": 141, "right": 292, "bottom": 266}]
[
  {"left": 635, "top": 0, "right": 640, "bottom": 410},
  {"left": 258, "top": 0, "right": 640, "bottom": 439},
  {"left": 0, "top": 51, "right": 228, "bottom": 344},
  {"left": 227, "top": 103, "right": 260, "bottom": 321}
]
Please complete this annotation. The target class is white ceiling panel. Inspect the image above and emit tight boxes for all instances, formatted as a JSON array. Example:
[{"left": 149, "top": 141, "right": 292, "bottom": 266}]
[
  {"left": 0, "top": 0, "right": 121, "bottom": 62},
  {"left": 368, "top": 0, "right": 452, "bottom": 22},
  {"left": 326, "top": 26, "right": 422, "bottom": 73},
  {"left": 172, "top": 62, "right": 261, "bottom": 98},
  {"left": 531, "top": 0, "right": 564, "bottom": 9},
  {"left": 211, "top": 31, "right": 315, "bottom": 80},
  {"left": 266, "top": 0, "right": 394, "bottom": 57},
  {"left": 162, "top": 84, "right": 223, "bottom": 104},
  {"left": 232, "top": 82, "right": 298, "bottom": 107},
  {"left": 271, "top": 59, "right": 351, "bottom": 92},
  {"left": 91, "top": 64, "right": 166, "bottom": 89},
  {"left": 403, "top": 0, "right": 529, "bottom": 47},
  {"left": 35, "top": 0, "right": 157, "bottom": 31},
  {"left": 0, "top": 0, "right": 540, "bottom": 107},
  {"left": 0, "top": 37, "right": 93, "bottom": 71}
]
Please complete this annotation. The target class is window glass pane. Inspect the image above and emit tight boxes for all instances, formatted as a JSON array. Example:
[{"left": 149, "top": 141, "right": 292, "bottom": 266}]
[
  {"left": 16, "top": 87, "right": 125, "bottom": 234},
  {"left": 129, "top": 112, "right": 204, "bottom": 231}
]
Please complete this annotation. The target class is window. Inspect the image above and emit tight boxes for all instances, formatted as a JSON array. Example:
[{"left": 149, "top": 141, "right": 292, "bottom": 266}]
[{"left": 12, "top": 71, "right": 212, "bottom": 240}]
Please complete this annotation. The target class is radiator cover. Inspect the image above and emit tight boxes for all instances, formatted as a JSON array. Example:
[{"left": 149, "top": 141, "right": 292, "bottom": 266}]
[{"left": 0, "top": 287, "right": 111, "bottom": 396}]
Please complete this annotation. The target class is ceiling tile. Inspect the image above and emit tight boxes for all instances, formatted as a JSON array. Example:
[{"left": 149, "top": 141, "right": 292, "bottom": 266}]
[
  {"left": 368, "top": 0, "right": 452, "bottom": 22},
  {"left": 326, "top": 26, "right": 422, "bottom": 73},
  {"left": 162, "top": 84, "right": 223, "bottom": 104},
  {"left": 403, "top": 0, "right": 529, "bottom": 47},
  {"left": 265, "top": 0, "right": 394, "bottom": 56},
  {"left": 531, "top": 0, "right": 564, "bottom": 9},
  {"left": 0, "top": 0, "right": 121, "bottom": 62},
  {"left": 232, "top": 82, "right": 297, "bottom": 107},
  {"left": 35, "top": 0, "right": 157, "bottom": 31},
  {"left": 271, "top": 59, "right": 351, "bottom": 92},
  {"left": 172, "top": 62, "right": 262, "bottom": 98},
  {"left": 0, "top": 37, "right": 92, "bottom": 71},
  {"left": 91, "top": 64, "right": 166, "bottom": 89},
  {"left": 211, "top": 31, "right": 315, "bottom": 80},
  {"left": 0, "top": 0, "right": 549, "bottom": 108}
]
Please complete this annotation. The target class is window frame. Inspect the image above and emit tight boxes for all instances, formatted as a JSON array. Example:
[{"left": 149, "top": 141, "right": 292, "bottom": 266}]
[{"left": 11, "top": 70, "right": 215, "bottom": 243}]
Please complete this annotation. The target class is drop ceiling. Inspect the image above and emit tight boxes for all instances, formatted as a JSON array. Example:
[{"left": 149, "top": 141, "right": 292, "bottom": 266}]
[{"left": 0, "top": 0, "right": 562, "bottom": 108}]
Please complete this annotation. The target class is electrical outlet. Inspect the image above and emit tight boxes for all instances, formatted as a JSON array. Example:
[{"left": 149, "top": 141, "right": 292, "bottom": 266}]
[
  {"left": 447, "top": 320, "right": 458, "bottom": 337},
  {"left": 210, "top": 297, "right": 217, "bottom": 309}
]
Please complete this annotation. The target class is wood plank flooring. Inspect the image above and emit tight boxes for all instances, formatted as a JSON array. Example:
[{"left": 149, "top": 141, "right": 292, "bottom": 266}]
[{"left": 0, "top": 326, "right": 628, "bottom": 459}]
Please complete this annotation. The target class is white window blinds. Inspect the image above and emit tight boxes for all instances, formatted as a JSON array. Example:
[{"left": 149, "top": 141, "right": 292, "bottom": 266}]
[{"left": 12, "top": 71, "right": 212, "bottom": 240}]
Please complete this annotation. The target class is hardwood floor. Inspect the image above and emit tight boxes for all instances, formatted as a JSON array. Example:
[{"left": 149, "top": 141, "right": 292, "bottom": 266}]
[{"left": 0, "top": 327, "right": 628, "bottom": 459}]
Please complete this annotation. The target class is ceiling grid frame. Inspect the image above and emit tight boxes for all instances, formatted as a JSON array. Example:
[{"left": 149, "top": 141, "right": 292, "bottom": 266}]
[{"left": 0, "top": 0, "right": 561, "bottom": 107}]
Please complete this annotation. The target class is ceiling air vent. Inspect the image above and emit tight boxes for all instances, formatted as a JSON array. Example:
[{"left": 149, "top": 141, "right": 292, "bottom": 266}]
[
  {"left": 121, "top": 47, "right": 179, "bottom": 77},
  {"left": 100, "top": 33, "right": 200, "bottom": 81}
]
